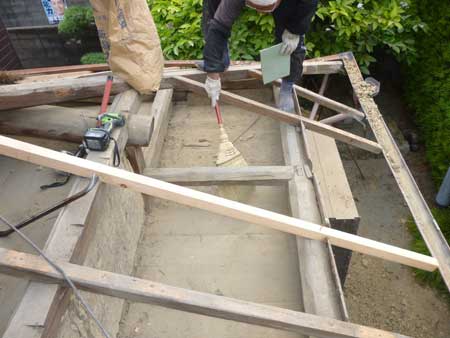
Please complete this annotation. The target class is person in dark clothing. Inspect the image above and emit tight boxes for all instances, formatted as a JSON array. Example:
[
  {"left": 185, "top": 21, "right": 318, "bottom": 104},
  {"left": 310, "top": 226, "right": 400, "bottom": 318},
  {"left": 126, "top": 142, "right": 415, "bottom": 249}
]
[{"left": 202, "top": 0, "right": 318, "bottom": 112}]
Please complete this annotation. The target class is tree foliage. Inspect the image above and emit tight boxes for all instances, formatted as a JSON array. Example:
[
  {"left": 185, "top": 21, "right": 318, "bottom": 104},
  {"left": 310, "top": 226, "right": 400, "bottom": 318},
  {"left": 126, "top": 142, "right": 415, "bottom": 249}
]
[{"left": 148, "top": 0, "right": 426, "bottom": 72}]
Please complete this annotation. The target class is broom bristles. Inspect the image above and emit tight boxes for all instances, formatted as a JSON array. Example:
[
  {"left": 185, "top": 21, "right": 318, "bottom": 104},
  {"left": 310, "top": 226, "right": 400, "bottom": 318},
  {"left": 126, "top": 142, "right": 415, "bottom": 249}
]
[{"left": 216, "top": 124, "right": 253, "bottom": 202}]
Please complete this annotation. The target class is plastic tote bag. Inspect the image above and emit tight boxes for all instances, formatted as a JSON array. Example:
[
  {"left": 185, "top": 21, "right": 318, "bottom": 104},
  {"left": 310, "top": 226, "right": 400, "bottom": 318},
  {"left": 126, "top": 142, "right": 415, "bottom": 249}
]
[{"left": 90, "top": 0, "right": 164, "bottom": 94}]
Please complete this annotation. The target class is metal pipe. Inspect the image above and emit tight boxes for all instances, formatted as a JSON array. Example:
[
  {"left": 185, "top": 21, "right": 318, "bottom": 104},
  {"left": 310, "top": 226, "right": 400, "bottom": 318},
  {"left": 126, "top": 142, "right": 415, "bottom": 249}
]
[{"left": 436, "top": 167, "right": 450, "bottom": 207}]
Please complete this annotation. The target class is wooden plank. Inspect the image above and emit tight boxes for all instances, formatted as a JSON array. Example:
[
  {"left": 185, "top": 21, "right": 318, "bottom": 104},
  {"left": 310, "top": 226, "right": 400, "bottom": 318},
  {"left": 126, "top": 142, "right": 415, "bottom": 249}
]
[
  {"left": 145, "top": 166, "right": 294, "bottom": 186},
  {"left": 275, "top": 87, "right": 346, "bottom": 325},
  {"left": 306, "top": 130, "right": 360, "bottom": 283},
  {"left": 248, "top": 70, "right": 364, "bottom": 120},
  {"left": 306, "top": 131, "right": 359, "bottom": 222},
  {"left": 172, "top": 76, "right": 382, "bottom": 154},
  {"left": 1, "top": 89, "right": 140, "bottom": 338},
  {"left": 342, "top": 52, "right": 450, "bottom": 292},
  {"left": 0, "top": 248, "right": 410, "bottom": 338},
  {"left": 0, "top": 75, "right": 130, "bottom": 111},
  {"left": 0, "top": 135, "right": 439, "bottom": 272}
]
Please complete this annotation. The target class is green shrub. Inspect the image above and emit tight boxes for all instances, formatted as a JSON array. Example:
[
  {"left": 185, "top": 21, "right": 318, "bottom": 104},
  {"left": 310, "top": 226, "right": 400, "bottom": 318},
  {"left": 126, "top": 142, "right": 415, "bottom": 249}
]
[
  {"left": 310, "top": 0, "right": 426, "bottom": 73},
  {"left": 80, "top": 52, "right": 106, "bottom": 64},
  {"left": 58, "top": 6, "right": 95, "bottom": 39},
  {"left": 148, "top": 0, "right": 425, "bottom": 72},
  {"left": 403, "top": 0, "right": 450, "bottom": 298},
  {"left": 404, "top": 1, "right": 450, "bottom": 184},
  {"left": 407, "top": 208, "right": 450, "bottom": 299}
]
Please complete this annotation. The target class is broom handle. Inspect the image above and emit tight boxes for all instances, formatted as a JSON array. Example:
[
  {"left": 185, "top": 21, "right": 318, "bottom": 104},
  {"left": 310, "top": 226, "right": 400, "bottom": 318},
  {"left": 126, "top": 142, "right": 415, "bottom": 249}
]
[{"left": 215, "top": 103, "right": 223, "bottom": 125}]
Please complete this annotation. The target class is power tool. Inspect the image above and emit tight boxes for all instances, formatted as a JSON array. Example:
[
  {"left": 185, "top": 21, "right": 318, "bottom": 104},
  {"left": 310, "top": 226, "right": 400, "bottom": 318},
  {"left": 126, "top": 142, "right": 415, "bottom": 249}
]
[
  {"left": 83, "top": 112, "right": 125, "bottom": 151},
  {"left": 83, "top": 75, "right": 125, "bottom": 152}
]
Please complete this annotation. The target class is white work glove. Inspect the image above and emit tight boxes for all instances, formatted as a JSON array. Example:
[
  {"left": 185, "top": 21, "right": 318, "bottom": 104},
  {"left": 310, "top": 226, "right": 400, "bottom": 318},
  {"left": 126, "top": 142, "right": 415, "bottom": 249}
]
[
  {"left": 280, "top": 29, "right": 300, "bottom": 56},
  {"left": 205, "top": 75, "right": 221, "bottom": 107}
]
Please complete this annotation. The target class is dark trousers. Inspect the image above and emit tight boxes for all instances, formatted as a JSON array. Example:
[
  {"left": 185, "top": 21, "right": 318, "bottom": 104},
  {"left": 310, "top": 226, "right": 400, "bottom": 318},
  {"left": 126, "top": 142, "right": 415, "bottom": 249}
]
[
  {"left": 274, "top": 19, "right": 306, "bottom": 83},
  {"left": 202, "top": 0, "right": 306, "bottom": 82}
]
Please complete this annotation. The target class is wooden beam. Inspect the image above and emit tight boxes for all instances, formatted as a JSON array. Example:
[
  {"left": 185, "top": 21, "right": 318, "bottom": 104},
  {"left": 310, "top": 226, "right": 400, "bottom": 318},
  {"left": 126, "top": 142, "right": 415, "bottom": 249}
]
[
  {"left": 0, "top": 61, "right": 343, "bottom": 112},
  {"left": 6, "top": 59, "right": 341, "bottom": 78},
  {"left": 1, "top": 89, "right": 139, "bottom": 338},
  {"left": 342, "top": 52, "right": 450, "bottom": 292},
  {"left": 0, "top": 248, "right": 410, "bottom": 338},
  {"left": 276, "top": 86, "right": 346, "bottom": 323},
  {"left": 248, "top": 70, "right": 364, "bottom": 120},
  {"left": 127, "top": 88, "right": 173, "bottom": 173},
  {"left": 0, "top": 105, "right": 154, "bottom": 146},
  {"left": 172, "top": 76, "right": 382, "bottom": 154},
  {"left": 0, "top": 135, "right": 439, "bottom": 272},
  {"left": 140, "top": 88, "right": 174, "bottom": 169},
  {"left": 144, "top": 166, "right": 294, "bottom": 186},
  {"left": 0, "top": 75, "right": 130, "bottom": 111}
]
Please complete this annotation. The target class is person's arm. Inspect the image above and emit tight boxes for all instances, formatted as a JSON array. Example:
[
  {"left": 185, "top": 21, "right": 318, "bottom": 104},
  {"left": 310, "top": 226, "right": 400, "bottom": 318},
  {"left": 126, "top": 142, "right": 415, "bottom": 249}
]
[
  {"left": 203, "top": 0, "right": 245, "bottom": 74},
  {"left": 285, "top": 0, "right": 318, "bottom": 36}
]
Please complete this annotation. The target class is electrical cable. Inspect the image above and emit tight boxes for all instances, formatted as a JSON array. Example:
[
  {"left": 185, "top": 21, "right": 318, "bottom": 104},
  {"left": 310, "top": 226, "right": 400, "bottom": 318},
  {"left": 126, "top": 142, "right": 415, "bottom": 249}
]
[
  {"left": 111, "top": 137, "right": 120, "bottom": 167},
  {"left": 0, "top": 176, "right": 111, "bottom": 338}
]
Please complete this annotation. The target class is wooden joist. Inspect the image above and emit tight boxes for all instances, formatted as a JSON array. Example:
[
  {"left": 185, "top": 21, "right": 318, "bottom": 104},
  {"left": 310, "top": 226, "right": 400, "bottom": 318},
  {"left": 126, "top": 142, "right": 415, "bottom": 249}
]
[
  {"left": 172, "top": 76, "right": 382, "bottom": 154},
  {"left": 0, "top": 248, "right": 410, "bottom": 338},
  {"left": 145, "top": 166, "right": 294, "bottom": 186},
  {"left": 0, "top": 135, "right": 438, "bottom": 272},
  {"left": 342, "top": 52, "right": 450, "bottom": 292}
]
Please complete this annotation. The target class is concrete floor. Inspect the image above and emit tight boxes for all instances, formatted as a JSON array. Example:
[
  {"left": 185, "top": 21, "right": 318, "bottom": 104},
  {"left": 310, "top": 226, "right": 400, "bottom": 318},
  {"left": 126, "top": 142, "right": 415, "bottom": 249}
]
[
  {"left": 118, "top": 90, "right": 305, "bottom": 338},
  {"left": 0, "top": 137, "right": 77, "bottom": 336}
]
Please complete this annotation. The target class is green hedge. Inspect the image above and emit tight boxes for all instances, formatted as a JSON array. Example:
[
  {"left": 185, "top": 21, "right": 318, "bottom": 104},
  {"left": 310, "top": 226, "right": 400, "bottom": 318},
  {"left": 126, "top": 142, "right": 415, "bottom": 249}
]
[
  {"left": 404, "top": 1, "right": 450, "bottom": 296},
  {"left": 61, "top": 2, "right": 425, "bottom": 71},
  {"left": 80, "top": 52, "right": 106, "bottom": 64},
  {"left": 407, "top": 208, "right": 450, "bottom": 299},
  {"left": 149, "top": 0, "right": 426, "bottom": 72},
  {"left": 58, "top": 6, "right": 95, "bottom": 39}
]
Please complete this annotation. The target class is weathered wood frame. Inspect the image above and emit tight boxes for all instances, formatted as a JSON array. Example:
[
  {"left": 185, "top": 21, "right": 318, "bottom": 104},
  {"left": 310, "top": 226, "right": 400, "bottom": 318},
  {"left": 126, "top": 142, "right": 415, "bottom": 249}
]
[{"left": 0, "top": 55, "right": 447, "bottom": 338}]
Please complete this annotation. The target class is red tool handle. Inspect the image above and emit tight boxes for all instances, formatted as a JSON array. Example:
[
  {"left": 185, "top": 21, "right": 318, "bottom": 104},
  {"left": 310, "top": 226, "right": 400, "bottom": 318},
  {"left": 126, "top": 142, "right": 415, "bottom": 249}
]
[
  {"left": 97, "top": 75, "right": 114, "bottom": 126},
  {"left": 215, "top": 103, "right": 223, "bottom": 125}
]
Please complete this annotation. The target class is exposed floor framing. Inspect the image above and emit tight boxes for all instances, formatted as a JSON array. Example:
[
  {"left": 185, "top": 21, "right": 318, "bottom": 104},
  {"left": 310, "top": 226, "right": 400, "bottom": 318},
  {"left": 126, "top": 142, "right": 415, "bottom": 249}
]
[{"left": 0, "top": 54, "right": 448, "bottom": 338}]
